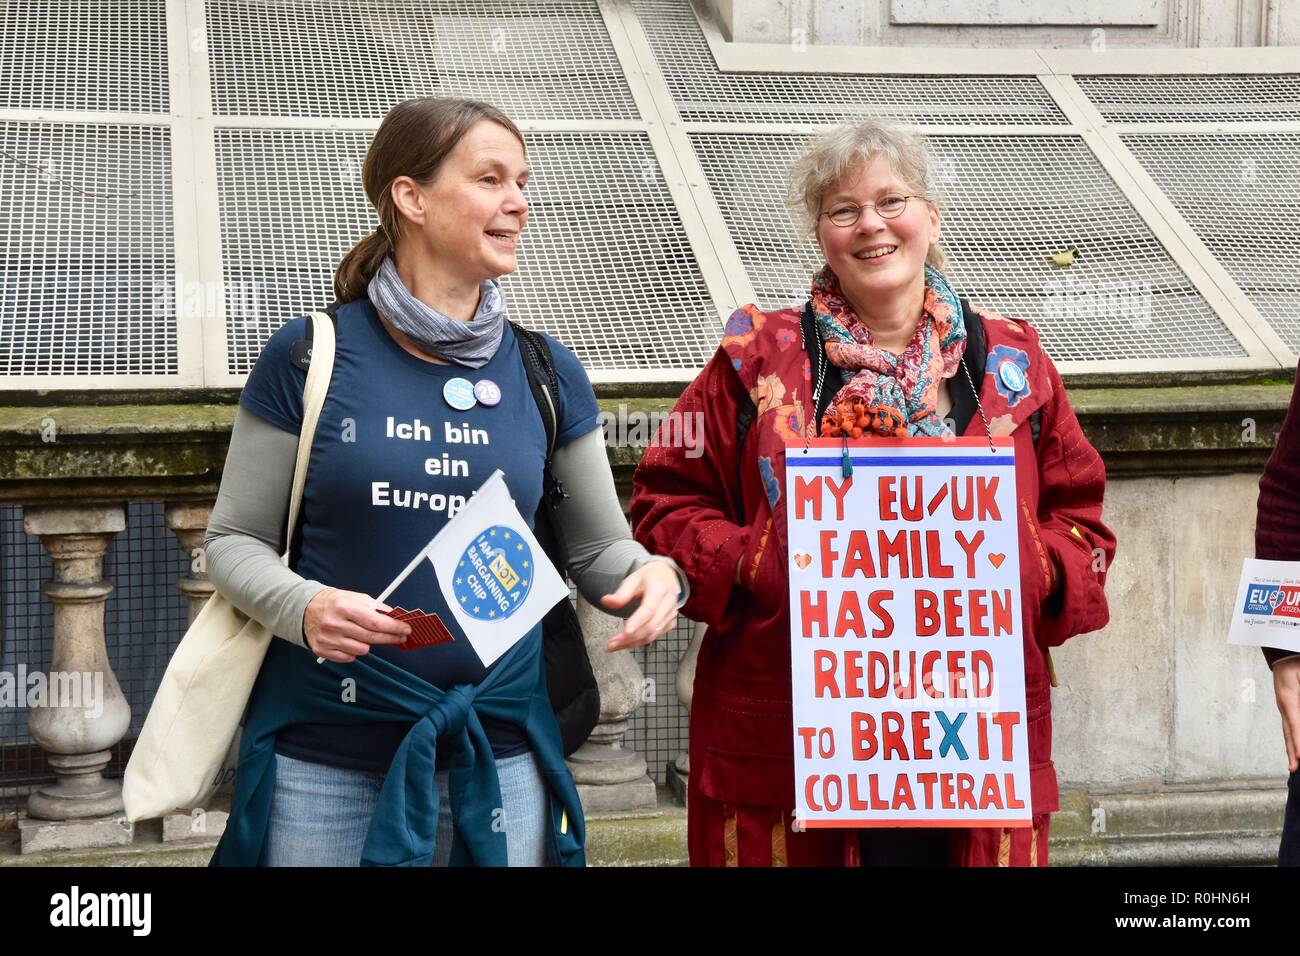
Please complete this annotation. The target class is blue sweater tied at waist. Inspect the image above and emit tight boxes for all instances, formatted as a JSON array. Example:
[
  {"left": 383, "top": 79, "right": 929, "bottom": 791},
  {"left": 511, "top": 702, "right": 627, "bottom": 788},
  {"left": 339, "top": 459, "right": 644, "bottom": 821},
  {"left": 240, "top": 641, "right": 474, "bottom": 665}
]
[{"left": 209, "top": 624, "right": 585, "bottom": 866}]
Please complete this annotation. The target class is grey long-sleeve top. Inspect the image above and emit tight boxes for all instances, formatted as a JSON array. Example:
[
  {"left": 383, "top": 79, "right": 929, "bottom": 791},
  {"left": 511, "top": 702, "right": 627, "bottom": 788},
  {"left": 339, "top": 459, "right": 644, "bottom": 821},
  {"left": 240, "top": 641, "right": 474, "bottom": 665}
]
[{"left": 203, "top": 404, "right": 689, "bottom": 649}]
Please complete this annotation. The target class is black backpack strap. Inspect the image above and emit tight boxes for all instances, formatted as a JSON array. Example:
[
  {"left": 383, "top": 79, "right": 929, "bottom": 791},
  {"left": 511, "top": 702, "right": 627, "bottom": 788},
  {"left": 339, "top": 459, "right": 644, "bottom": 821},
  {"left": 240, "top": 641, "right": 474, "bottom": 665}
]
[
  {"left": 802, "top": 301, "right": 835, "bottom": 428},
  {"left": 510, "top": 321, "right": 567, "bottom": 506},
  {"left": 958, "top": 299, "right": 986, "bottom": 384},
  {"left": 509, "top": 322, "right": 598, "bottom": 754}
]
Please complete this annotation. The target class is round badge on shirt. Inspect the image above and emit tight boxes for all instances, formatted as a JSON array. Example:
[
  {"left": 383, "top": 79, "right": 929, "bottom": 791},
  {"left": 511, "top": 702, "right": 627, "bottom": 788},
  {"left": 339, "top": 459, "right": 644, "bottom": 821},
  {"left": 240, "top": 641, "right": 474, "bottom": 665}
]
[
  {"left": 443, "top": 377, "right": 477, "bottom": 411},
  {"left": 474, "top": 379, "right": 502, "bottom": 407},
  {"left": 998, "top": 359, "right": 1027, "bottom": 395}
]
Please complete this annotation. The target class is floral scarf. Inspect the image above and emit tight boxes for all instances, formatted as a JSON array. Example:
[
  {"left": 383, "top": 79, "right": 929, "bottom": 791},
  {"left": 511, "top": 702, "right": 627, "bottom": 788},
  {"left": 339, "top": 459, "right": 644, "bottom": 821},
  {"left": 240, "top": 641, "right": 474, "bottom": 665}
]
[{"left": 812, "top": 262, "right": 967, "bottom": 438}]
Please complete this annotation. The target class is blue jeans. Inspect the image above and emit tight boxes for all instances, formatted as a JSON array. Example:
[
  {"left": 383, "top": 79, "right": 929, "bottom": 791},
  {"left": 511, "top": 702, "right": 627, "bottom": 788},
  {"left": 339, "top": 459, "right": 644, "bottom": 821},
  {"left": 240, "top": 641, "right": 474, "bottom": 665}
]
[{"left": 263, "top": 749, "right": 551, "bottom": 866}]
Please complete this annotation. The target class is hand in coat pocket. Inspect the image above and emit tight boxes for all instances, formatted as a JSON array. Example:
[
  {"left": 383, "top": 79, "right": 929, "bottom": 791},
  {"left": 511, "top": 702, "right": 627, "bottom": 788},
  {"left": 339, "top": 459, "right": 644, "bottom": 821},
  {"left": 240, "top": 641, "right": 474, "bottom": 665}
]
[{"left": 735, "top": 506, "right": 787, "bottom": 617}]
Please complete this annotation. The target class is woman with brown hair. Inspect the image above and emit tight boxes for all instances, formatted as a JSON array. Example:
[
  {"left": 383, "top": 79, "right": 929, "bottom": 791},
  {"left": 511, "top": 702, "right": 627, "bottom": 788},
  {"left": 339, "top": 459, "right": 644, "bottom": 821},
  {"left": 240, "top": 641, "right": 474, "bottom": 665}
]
[{"left": 204, "top": 96, "right": 685, "bottom": 866}]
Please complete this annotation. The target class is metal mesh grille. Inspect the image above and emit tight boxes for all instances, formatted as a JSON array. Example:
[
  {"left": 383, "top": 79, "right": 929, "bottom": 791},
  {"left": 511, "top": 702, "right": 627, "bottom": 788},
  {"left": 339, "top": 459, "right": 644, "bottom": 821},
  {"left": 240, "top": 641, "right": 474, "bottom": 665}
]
[
  {"left": 690, "top": 131, "right": 1246, "bottom": 362},
  {"left": 216, "top": 127, "right": 720, "bottom": 374},
  {"left": 0, "top": 502, "right": 188, "bottom": 822},
  {"left": 0, "top": 0, "right": 169, "bottom": 113},
  {"left": 0, "top": 122, "right": 177, "bottom": 376},
  {"left": 625, "top": 618, "right": 690, "bottom": 786},
  {"left": 503, "top": 131, "right": 718, "bottom": 369},
  {"left": 215, "top": 127, "right": 372, "bottom": 374},
  {"left": 1122, "top": 132, "right": 1300, "bottom": 353},
  {"left": 1077, "top": 74, "right": 1300, "bottom": 124},
  {"left": 0, "top": 504, "right": 53, "bottom": 819},
  {"left": 631, "top": 0, "right": 1067, "bottom": 126},
  {"left": 102, "top": 503, "right": 192, "bottom": 740},
  {"left": 205, "top": 0, "right": 639, "bottom": 120}
]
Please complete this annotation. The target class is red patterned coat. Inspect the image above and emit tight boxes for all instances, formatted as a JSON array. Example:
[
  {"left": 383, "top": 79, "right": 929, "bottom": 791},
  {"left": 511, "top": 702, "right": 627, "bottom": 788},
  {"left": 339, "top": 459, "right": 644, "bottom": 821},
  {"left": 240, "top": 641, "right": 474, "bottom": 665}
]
[{"left": 631, "top": 302, "right": 1116, "bottom": 866}]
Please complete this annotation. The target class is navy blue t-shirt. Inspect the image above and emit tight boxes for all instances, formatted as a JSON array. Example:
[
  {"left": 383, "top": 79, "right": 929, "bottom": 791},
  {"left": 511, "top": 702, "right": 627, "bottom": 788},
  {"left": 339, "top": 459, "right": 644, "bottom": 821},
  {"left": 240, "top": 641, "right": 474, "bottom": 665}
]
[{"left": 237, "top": 296, "right": 601, "bottom": 773}]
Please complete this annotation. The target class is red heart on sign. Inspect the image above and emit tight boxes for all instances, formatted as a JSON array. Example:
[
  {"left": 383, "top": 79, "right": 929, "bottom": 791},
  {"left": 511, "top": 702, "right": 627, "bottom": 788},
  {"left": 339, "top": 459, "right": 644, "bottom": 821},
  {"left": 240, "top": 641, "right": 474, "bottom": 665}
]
[
  {"left": 793, "top": 551, "right": 812, "bottom": 570},
  {"left": 988, "top": 553, "right": 1006, "bottom": 569}
]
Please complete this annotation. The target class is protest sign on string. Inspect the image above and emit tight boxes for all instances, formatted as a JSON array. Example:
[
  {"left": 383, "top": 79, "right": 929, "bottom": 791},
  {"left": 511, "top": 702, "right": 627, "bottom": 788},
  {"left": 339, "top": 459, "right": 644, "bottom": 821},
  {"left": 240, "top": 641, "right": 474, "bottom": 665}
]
[{"left": 786, "top": 436, "right": 1031, "bottom": 829}]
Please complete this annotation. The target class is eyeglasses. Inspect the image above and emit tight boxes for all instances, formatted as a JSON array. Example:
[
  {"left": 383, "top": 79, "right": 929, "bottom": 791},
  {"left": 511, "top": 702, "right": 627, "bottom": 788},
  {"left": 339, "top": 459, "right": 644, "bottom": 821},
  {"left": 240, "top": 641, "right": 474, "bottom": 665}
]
[{"left": 818, "top": 194, "right": 927, "bottom": 227}]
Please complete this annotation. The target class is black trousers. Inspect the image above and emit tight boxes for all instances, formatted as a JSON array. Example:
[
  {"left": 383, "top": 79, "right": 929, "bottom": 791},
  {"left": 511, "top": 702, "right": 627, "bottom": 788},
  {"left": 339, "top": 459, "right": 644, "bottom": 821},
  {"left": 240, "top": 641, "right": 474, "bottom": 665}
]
[
  {"left": 858, "top": 826, "right": 955, "bottom": 866},
  {"left": 1282, "top": 768, "right": 1300, "bottom": 867}
]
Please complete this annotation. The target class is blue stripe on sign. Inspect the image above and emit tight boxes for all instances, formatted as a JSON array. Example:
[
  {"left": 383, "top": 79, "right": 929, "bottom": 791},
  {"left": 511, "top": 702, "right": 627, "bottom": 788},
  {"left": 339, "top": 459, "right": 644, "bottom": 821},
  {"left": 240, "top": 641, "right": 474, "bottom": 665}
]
[{"left": 787, "top": 456, "right": 1015, "bottom": 467}]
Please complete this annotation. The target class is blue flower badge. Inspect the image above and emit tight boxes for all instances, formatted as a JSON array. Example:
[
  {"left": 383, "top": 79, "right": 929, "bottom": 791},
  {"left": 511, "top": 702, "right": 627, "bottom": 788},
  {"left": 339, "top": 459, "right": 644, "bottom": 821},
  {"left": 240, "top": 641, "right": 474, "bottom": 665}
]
[{"left": 989, "top": 344, "right": 1031, "bottom": 408}]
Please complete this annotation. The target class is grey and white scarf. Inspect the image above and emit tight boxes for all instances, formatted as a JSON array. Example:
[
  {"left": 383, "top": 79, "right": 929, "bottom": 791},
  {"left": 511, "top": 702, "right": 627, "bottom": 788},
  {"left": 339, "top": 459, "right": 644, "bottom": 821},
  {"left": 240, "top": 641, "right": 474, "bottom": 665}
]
[{"left": 366, "top": 254, "right": 506, "bottom": 368}]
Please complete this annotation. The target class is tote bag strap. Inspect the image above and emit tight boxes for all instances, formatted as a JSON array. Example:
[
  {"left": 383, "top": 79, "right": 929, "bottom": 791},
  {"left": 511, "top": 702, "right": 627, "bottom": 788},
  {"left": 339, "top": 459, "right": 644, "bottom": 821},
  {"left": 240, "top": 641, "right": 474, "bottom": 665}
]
[{"left": 279, "top": 310, "right": 336, "bottom": 567}]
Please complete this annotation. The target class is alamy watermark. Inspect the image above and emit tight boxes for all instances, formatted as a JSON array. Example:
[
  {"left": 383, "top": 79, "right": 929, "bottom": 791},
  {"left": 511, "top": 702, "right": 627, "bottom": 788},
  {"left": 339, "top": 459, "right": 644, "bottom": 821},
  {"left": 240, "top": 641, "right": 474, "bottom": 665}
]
[
  {"left": 152, "top": 276, "right": 267, "bottom": 324},
  {"left": 1046, "top": 275, "right": 1154, "bottom": 330},
  {"left": 50, "top": 886, "right": 150, "bottom": 936},
  {"left": 600, "top": 405, "right": 705, "bottom": 459},
  {"left": 0, "top": 665, "right": 104, "bottom": 719}
]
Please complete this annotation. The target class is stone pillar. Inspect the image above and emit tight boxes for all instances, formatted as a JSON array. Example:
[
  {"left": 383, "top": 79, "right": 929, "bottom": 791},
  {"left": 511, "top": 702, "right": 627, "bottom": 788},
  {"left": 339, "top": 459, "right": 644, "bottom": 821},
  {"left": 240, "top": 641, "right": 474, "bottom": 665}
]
[
  {"left": 666, "top": 620, "right": 706, "bottom": 803},
  {"left": 164, "top": 502, "right": 215, "bottom": 625},
  {"left": 566, "top": 595, "right": 657, "bottom": 813},
  {"left": 19, "top": 504, "right": 133, "bottom": 852}
]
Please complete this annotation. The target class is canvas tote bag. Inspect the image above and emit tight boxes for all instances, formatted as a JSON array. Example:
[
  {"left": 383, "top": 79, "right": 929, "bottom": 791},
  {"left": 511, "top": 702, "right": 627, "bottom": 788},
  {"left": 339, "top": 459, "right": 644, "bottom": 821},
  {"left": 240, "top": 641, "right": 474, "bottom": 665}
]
[{"left": 123, "top": 311, "right": 335, "bottom": 821}]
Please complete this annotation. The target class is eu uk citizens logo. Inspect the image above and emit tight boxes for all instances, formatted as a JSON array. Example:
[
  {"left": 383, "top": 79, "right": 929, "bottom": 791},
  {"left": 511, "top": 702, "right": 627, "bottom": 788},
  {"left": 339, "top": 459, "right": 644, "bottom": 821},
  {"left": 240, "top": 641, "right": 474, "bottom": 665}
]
[
  {"left": 1242, "top": 583, "right": 1300, "bottom": 619},
  {"left": 453, "top": 525, "right": 534, "bottom": 621}
]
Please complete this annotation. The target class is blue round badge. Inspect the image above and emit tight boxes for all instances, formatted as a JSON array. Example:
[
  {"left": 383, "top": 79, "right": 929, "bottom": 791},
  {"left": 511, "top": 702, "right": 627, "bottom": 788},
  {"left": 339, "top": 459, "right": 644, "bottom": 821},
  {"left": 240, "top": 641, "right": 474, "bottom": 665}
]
[
  {"left": 452, "top": 525, "right": 534, "bottom": 621},
  {"left": 473, "top": 379, "right": 502, "bottom": 407},
  {"left": 998, "top": 359, "right": 1027, "bottom": 394},
  {"left": 443, "top": 377, "right": 477, "bottom": 411}
]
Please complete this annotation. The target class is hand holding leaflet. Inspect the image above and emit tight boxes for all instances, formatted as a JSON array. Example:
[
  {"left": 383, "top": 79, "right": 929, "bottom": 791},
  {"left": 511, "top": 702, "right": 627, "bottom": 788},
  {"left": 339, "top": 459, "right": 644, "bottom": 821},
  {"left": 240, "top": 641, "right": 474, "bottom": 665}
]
[{"left": 1228, "top": 558, "right": 1300, "bottom": 654}]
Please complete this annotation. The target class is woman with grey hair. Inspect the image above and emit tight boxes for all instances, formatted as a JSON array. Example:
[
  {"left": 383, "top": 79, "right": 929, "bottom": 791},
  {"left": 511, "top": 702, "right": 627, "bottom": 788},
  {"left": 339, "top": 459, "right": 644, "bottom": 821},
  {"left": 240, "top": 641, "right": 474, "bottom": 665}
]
[{"left": 632, "top": 119, "right": 1116, "bottom": 866}]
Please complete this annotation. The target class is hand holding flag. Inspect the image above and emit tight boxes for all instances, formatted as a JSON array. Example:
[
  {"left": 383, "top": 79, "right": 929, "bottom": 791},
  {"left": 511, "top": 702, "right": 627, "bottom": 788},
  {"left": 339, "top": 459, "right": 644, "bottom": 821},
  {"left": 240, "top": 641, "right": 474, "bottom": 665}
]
[{"left": 376, "top": 470, "right": 570, "bottom": 667}]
